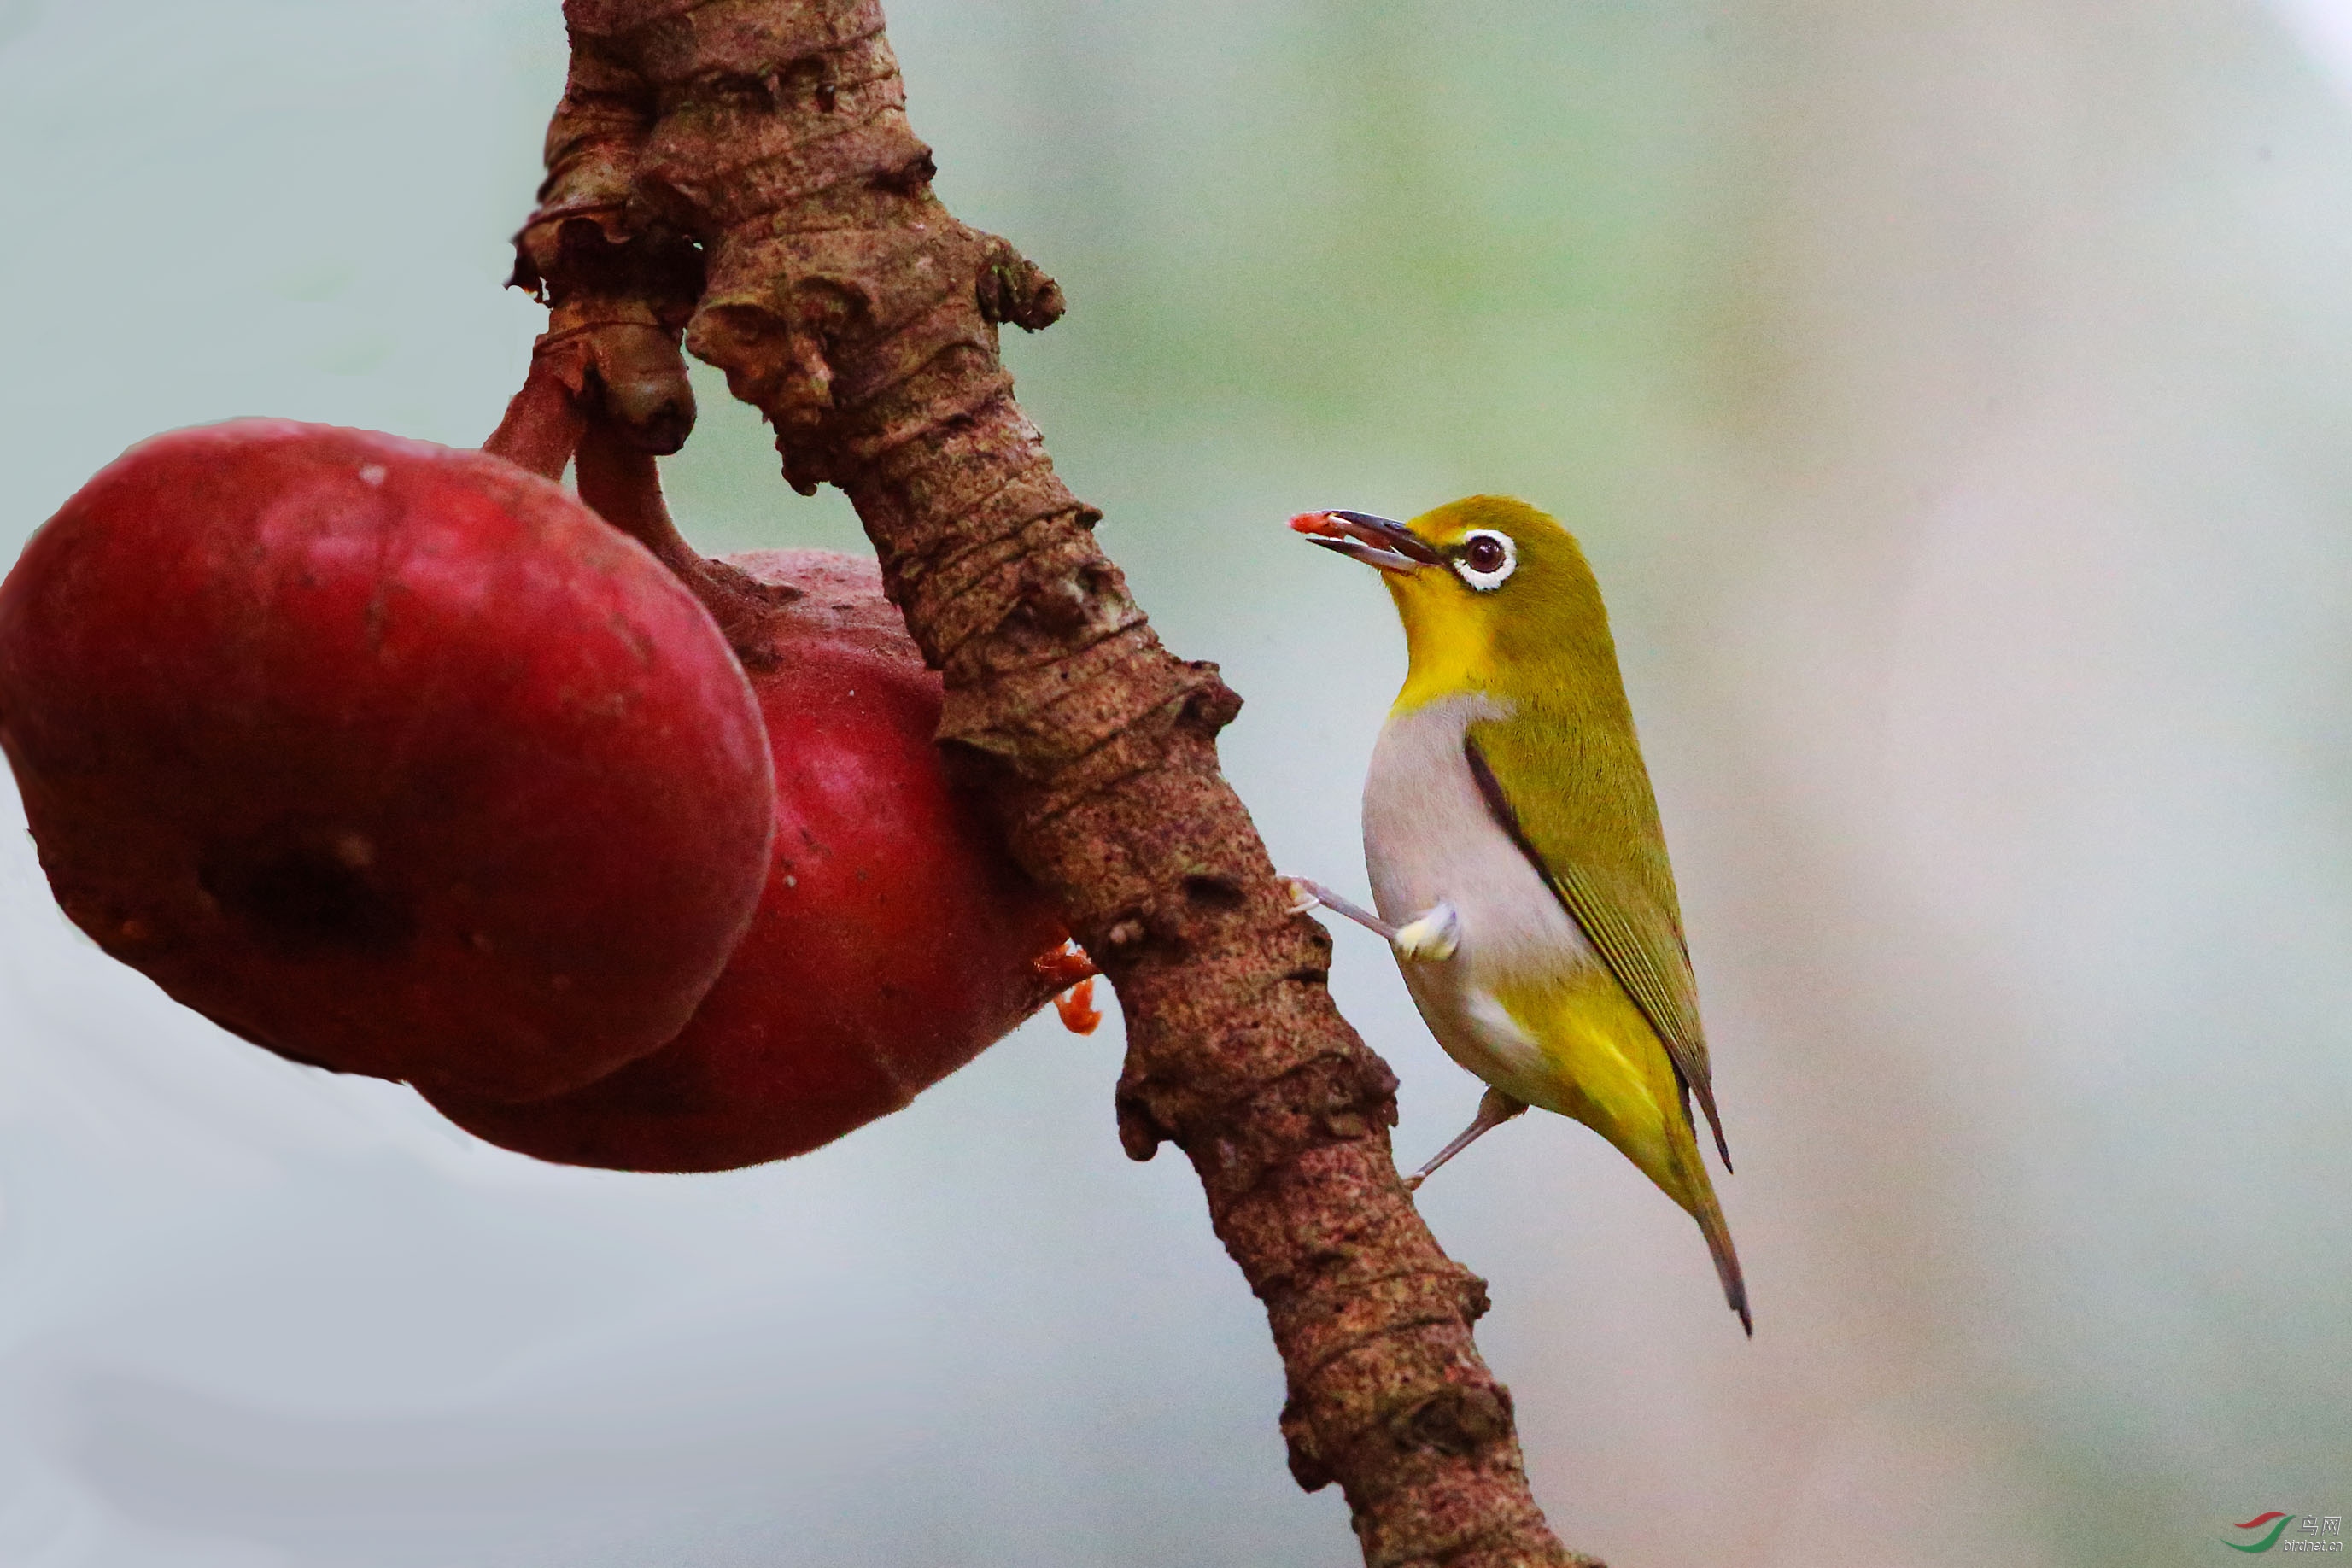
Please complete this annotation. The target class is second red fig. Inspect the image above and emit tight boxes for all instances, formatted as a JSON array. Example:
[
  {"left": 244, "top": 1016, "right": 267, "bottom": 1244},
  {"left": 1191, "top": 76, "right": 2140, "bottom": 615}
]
[{"left": 428, "top": 550, "right": 1074, "bottom": 1172}]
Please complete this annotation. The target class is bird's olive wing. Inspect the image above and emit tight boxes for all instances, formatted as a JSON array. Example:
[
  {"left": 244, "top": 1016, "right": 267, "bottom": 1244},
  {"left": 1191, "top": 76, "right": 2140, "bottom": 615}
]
[{"left": 1462, "top": 731, "right": 1730, "bottom": 1169}]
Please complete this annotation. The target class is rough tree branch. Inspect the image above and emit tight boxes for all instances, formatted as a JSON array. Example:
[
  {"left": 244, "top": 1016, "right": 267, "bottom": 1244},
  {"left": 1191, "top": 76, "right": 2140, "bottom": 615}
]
[{"left": 511, "top": 3, "right": 1596, "bottom": 1562}]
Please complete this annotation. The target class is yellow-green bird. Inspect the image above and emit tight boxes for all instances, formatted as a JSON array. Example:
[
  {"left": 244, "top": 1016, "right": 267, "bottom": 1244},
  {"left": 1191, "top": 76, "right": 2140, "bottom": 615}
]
[{"left": 1286, "top": 495, "right": 1749, "bottom": 1334}]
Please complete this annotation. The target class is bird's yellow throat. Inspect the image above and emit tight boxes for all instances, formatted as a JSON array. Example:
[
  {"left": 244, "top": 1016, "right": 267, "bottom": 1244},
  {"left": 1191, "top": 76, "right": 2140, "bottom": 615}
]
[{"left": 1385, "top": 570, "right": 1498, "bottom": 715}]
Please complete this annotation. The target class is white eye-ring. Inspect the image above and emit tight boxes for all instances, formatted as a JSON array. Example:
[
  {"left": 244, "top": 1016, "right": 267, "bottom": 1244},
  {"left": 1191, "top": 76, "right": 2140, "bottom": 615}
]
[{"left": 1452, "top": 529, "right": 1517, "bottom": 591}]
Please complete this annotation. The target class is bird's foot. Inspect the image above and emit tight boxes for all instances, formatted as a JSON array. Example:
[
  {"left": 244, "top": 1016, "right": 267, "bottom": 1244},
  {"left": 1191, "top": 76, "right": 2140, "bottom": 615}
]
[{"left": 1391, "top": 901, "right": 1461, "bottom": 962}]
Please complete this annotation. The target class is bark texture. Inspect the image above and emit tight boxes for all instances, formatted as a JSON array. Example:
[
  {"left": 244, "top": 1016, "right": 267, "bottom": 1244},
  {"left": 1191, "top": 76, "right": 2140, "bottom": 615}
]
[{"left": 513, "top": 4, "right": 1597, "bottom": 1562}]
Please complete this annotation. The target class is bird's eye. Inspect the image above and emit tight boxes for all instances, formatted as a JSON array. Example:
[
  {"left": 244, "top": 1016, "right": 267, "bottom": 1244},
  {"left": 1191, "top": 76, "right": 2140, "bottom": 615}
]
[{"left": 1453, "top": 530, "right": 1517, "bottom": 591}]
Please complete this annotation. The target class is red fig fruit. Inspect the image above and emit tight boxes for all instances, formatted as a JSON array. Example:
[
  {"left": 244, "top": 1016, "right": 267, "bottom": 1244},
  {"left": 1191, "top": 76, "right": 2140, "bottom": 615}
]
[
  {"left": 0, "top": 420, "right": 775, "bottom": 1103},
  {"left": 425, "top": 551, "right": 1071, "bottom": 1171}
]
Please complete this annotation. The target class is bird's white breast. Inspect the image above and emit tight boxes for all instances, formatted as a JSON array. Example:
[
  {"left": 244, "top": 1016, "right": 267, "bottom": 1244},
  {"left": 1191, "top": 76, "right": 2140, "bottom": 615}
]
[{"left": 1360, "top": 693, "right": 1594, "bottom": 1103}]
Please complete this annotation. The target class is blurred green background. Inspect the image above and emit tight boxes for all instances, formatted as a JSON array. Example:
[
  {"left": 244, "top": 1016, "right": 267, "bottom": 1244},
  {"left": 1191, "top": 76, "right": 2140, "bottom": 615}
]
[{"left": 3, "top": 2, "right": 2349, "bottom": 1564}]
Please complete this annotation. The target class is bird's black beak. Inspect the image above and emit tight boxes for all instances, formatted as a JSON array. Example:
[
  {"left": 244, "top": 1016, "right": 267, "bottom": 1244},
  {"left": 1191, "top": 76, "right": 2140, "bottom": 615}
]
[{"left": 1288, "top": 510, "right": 1444, "bottom": 576}]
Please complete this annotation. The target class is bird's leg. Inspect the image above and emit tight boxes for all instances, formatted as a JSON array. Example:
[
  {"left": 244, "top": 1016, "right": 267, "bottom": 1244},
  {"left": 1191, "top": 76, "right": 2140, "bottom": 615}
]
[
  {"left": 1405, "top": 1086, "right": 1528, "bottom": 1191},
  {"left": 1284, "top": 877, "right": 1401, "bottom": 941},
  {"left": 1284, "top": 878, "right": 1460, "bottom": 962}
]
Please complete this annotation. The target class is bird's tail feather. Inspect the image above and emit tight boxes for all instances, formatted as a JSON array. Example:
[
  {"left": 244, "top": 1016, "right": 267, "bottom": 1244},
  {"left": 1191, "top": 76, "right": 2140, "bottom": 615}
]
[{"left": 1688, "top": 1178, "right": 1752, "bottom": 1337}]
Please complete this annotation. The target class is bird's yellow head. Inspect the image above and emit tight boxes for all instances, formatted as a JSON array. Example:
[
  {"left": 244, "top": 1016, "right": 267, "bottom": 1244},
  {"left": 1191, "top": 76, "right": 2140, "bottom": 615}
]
[{"left": 1290, "top": 495, "right": 1620, "bottom": 713}]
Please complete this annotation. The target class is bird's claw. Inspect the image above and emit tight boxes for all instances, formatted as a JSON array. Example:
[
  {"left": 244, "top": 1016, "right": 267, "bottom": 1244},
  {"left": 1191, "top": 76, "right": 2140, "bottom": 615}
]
[
  {"left": 1283, "top": 877, "right": 1323, "bottom": 915},
  {"left": 1392, "top": 902, "right": 1461, "bottom": 962}
]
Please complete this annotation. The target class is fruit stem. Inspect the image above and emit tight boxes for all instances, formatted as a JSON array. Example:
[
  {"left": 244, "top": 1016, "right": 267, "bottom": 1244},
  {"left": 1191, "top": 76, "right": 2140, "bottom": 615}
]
[
  {"left": 485, "top": 342, "right": 792, "bottom": 665},
  {"left": 482, "top": 352, "right": 584, "bottom": 482},
  {"left": 571, "top": 414, "right": 793, "bottom": 663}
]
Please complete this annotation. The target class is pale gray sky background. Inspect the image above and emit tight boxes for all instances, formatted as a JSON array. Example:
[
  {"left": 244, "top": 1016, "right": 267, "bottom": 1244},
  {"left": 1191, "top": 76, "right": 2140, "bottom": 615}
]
[{"left": 3, "top": 3, "right": 2349, "bottom": 1565}]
